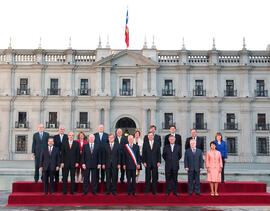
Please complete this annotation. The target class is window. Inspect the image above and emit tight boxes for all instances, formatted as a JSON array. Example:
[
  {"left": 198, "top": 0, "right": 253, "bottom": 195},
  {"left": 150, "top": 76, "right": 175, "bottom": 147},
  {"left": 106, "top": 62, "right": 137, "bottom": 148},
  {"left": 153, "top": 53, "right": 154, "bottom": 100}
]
[
  {"left": 47, "top": 112, "right": 58, "bottom": 128},
  {"left": 193, "top": 80, "right": 206, "bottom": 96},
  {"left": 256, "top": 113, "right": 269, "bottom": 130},
  {"left": 256, "top": 137, "right": 269, "bottom": 156},
  {"left": 79, "top": 79, "right": 89, "bottom": 95},
  {"left": 120, "top": 79, "right": 132, "bottom": 96},
  {"left": 225, "top": 80, "right": 236, "bottom": 96},
  {"left": 225, "top": 113, "right": 237, "bottom": 130},
  {"left": 49, "top": 79, "right": 59, "bottom": 95},
  {"left": 15, "top": 135, "right": 27, "bottom": 153},
  {"left": 163, "top": 113, "right": 173, "bottom": 129},
  {"left": 18, "top": 112, "right": 27, "bottom": 124},
  {"left": 101, "top": 68, "right": 105, "bottom": 92},
  {"left": 194, "top": 113, "right": 206, "bottom": 129},
  {"left": 80, "top": 112, "right": 88, "bottom": 124},
  {"left": 20, "top": 78, "right": 28, "bottom": 91},
  {"left": 226, "top": 137, "right": 238, "bottom": 155},
  {"left": 256, "top": 80, "right": 268, "bottom": 97},
  {"left": 162, "top": 80, "right": 175, "bottom": 96}
]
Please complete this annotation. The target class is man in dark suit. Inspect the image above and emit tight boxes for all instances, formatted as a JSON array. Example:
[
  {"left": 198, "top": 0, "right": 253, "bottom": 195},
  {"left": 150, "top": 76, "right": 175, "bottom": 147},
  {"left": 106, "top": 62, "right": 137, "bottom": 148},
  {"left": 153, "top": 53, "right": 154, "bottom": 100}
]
[
  {"left": 143, "top": 125, "right": 161, "bottom": 148},
  {"left": 142, "top": 132, "right": 161, "bottom": 195},
  {"left": 32, "top": 124, "right": 49, "bottom": 183},
  {"left": 164, "top": 125, "right": 182, "bottom": 147},
  {"left": 94, "top": 124, "right": 108, "bottom": 183},
  {"left": 185, "top": 129, "right": 204, "bottom": 152},
  {"left": 184, "top": 139, "right": 204, "bottom": 195},
  {"left": 82, "top": 134, "right": 101, "bottom": 195},
  {"left": 123, "top": 135, "right": 141, "bottom": 196},
  {"left": 103, "top": 133, "right": 121, "bottom": 196},
  {"left": 162, "top": 135, "right": 182, "bottom": 196},
  {"left": 53, "top": 126, "right": 68, "bottom": 183},
  {"left": 115, "top": 128, "right": 127, "bottom": 183},
  {"left": 61, "top": 132, "right": 80, "bottom": 195},
  {"left": 40, "top": 137, "right": 60, "bottom": 195}
]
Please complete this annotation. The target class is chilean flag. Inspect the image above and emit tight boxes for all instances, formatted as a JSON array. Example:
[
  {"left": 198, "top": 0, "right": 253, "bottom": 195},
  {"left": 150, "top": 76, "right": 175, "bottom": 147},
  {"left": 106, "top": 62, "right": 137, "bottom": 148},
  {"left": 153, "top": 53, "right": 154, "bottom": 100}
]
[{"left": 125, "top": 9, "right": 129, "bottom": 48}]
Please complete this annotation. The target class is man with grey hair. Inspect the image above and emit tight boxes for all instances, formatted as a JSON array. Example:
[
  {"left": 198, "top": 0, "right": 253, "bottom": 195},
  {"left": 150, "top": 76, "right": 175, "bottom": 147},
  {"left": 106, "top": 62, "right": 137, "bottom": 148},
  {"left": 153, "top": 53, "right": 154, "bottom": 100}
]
[
  {"left": 115, "top": 128, "right": 127, "bottom": 183},
  {"left": 32, "top": 124, "right": 49, "bottom": 183}
]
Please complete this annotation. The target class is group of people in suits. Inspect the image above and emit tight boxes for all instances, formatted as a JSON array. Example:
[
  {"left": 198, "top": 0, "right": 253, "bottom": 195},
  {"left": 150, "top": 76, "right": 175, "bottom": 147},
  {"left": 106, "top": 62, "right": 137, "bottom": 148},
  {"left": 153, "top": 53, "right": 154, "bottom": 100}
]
[{"left": 32, "top": 123, "right": 227, "bottom": 196}]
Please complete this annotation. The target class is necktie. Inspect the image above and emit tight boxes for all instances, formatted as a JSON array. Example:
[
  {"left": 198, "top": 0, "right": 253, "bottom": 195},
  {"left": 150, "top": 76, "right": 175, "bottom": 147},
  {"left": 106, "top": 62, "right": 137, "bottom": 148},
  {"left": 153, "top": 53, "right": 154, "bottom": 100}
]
[
  {"left": 150, "top": 141, "right": 153, "bottom": 150},
  {"left": 69, "top": 141, "right": 72, "bottom": 149},
  {"left": 49, "top": 146, "right": 52, "bottom": 155},
  {"left": 40, "top": 133, "right": 43, "bottom": 140},
  {"left": 99, "top": 134, "right": 102, "bottom": 141},
  {"left": 118, "top": 137, "right": 121, "bottom": 144},
  {"left": 60, "top": 135, "right": 63, "bottom": 143},
  {"left": 110, "top": 143, "right": 113, "bottom": 150},
  {"left": 171, "top": 145, "right": 173, "bottom": 152},
  {"left": 193, "top": 149, "right": 195, "bottom": 155},
  {"left": 90, "top": 144, "right": 93, "bottom": 153}
]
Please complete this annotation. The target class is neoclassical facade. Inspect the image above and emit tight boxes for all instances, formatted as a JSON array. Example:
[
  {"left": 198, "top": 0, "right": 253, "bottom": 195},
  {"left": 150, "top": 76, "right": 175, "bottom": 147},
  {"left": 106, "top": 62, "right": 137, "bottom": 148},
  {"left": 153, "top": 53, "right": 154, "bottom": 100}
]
[{"left": 0, "top": 40, "right": 270, "bottom": 163}]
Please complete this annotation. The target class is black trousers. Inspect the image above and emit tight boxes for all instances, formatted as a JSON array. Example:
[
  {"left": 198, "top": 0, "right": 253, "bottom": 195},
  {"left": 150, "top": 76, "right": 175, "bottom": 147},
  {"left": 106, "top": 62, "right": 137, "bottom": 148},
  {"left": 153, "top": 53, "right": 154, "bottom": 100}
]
[
  {"left": 165, "top": 169, "right": 178, "bottom": 193},
  {"left": 43, "top": 169, "right": 55, "bottom": 194},
  {"left": 145, "top": 166, "right": 158, "bottom": 194},
  {"left": 221, "top": 158, "right": 225, "bottom": 183},
  {"left": 188, "top": 170, "right": 200, "bottom": 194},
  {"left": 62, "top": 166, "right": 76, "bottom": 194},
  {"left": 54, "top": 168, "right": 62, "bottom": 182},
  {"left": 105, "top": 167, "right": 118, "bottom": 193},
  {"left": 83, "top": 168, "right": 98, "bottom": 194},
  {"left": 126, "top": 169, "right": 136, "bottom": 194},
  {"left": 97, "top": 168, "right": 105, "bottom": 183},
  {"left": 34, "top": 157, "right": 43, "bottom": 182},
  {"left": 120, "top": 166, "right": 125, "bottom": 182}
]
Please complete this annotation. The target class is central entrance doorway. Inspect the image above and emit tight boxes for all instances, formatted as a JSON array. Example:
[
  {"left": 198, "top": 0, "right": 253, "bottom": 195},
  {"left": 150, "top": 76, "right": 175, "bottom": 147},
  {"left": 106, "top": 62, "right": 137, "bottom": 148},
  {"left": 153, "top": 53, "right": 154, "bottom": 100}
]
[{"left": 115, "top": 117, "right": 136, "bottom": 137}]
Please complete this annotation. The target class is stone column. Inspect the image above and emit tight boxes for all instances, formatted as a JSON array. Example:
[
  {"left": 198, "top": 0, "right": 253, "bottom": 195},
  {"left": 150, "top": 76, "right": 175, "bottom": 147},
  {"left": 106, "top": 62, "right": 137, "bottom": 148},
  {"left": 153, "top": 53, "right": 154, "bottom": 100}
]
[
  {"left": 141, "top": 69, "right": 148, "bottom": 96},
  {"left": 150, "top": 69, "right": 157, "bottom": 96},
  {"left": 150, "top": 108, "right": 156, "bottom": 126},
  {"left": 95, "top": 69, "right": 102, "bottom": 96},
  {"left": 104, "top": 68, "right": 111, "bottom": 96},
  {"left": 104, "top": 108, "right": 110, "bottom": 133},
  {"left": 141, "top": 108, "right": 147, "bottom": 136}
]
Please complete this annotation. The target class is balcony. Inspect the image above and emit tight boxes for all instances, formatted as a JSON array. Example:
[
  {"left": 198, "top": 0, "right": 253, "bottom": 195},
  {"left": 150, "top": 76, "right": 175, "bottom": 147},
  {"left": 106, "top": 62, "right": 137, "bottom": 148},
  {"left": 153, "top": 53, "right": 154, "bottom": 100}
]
[
  {"left": 162, "top": 122, "right": 176, "bottom": 130},
  {"left": 224, "top": 90, "right": 237, "bottom": 97},
  {"left": 76, "top": 122, "right": 90, "bottom": 129},
  {"left": 46, "top": 122, "right": 59, "bottom": 129},
  {"left": 17, "top": 88, "right": 30, "bottom": 95},
  {"left": 78, "top": 88, "right": 91, "bottom": 96},
  {"left": 119, "top": 89, "right": 133, "bottom": 96},
  {"left": 15, "top": 121, "right": 29, "bottom": 129},
  {"left": 162, "top": 89, "right": 175, "bottom": 96},
  {"left": 224, "top": 123, "right": 238, "bottom": 130},
  {"left": 193, "top": 123, "right": 207, "bottom": 130},
  {"left": 255, "top": 124, "right": 270, "bottom": 131},
  {"left": 193, "top": 89, "right": 206, "bottom": 96},
  {"left": 254, "top": 90, "right": 268, "bottom": 97},
  {"left": 47, "top": 88, "right": 61, "bottom": 96}
]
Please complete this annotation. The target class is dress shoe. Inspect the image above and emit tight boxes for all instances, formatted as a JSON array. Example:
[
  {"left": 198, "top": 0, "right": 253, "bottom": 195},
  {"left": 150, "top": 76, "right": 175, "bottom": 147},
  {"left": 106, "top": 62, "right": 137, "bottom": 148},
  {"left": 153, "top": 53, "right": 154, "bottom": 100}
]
[
  {"left": 173, "top": 192, "right": 179, "bottom": 196},
  {"left": 83, "top": 193, "right": 87, "bottom": 196},
  {"left": 132, "top": 192, "right": 136, "bottom": 196},
  {"left": 34, "top": 180, "right": 38, "bottom": 183},
  {"left": 196, "top": 193, "right": 201, "bottom": 196},
  {"left": 92, "top": 192, "right": 97, "bottom": 195},
  {"left": 112, "top": 192, "right": 117, "bottom": 196},
  {"left": 188, "top": 193, "right": 193, "bottom": 196},
  {"left": 166, "top": 192, "right": 170, "bottom": 196},
  {"left": 127, "top": 192, "right": 130, "bottom": 196},
  {"left": 145, "top": 192, "right": 149, "bottom": 195},
  {"left": 70, "top": 192, "right": 75, "bottom": 195},
  {"left": 50, "top": 192, "right": 54, "bottom": 195},
  {"left": 152, "top": 192, "right": 157, "bottom": 195},
  {"left": 43, "top": 192, "right": 48, "bottom": 195},
  {"left": 105, "top": 192, "right": 110, "bottom": 195},
  {"left": 62, "top": 192, "right": 67, "bottom": 195},
  {"left": 120, "top": 180, "right": 124, "bottom": 184}
]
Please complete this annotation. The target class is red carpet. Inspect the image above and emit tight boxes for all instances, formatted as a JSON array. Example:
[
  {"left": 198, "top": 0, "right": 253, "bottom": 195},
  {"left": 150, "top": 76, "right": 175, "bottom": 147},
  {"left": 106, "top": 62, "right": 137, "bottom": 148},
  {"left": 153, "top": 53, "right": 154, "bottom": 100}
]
[{"left": 7, "top": 181, "right": 270, "bottom": 207}]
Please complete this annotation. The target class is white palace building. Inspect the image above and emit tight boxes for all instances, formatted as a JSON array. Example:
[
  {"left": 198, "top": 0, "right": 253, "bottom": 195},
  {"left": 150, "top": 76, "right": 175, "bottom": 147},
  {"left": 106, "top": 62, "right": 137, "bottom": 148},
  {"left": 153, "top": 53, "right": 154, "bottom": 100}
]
[{"left": 0, "top": 38, "right": 270, "bottom": 163}]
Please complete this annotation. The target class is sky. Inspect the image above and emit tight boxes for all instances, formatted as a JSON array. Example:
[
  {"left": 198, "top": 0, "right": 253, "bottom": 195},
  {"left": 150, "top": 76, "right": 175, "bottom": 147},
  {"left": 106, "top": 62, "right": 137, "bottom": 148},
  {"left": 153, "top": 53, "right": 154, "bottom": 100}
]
[{"left": 1, "top": 0, "right": 270, "bottom": 50}]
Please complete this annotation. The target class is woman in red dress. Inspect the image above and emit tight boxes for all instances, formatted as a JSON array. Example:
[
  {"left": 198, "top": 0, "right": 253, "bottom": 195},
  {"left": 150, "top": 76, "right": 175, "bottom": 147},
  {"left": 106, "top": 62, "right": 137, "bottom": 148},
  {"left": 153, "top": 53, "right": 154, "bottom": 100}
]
[{"left": 75, "top": 131, "right": 88, "bottom": 183}]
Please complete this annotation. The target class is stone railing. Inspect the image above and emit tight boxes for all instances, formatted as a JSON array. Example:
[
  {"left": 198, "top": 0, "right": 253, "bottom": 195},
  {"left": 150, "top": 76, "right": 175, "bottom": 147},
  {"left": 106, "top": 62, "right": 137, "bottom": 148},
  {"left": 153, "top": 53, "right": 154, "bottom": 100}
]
[
  {"left": 44, "top": 53, "right": 66, "bottom": 63},
  {"left": 219, "top": 55, "right": 240, "bottom": 64},
  {"left": 74, "top": 51, "right": 96, "bottom": 63},
  {"left": 14, "top": 54, "right": 37, "bottom": 63},
  {"left": 249, "top": 51, "right": 270, "bottom": 64},
  {"left": 188, "top": 54, "right": 209, "bottom": 64}
]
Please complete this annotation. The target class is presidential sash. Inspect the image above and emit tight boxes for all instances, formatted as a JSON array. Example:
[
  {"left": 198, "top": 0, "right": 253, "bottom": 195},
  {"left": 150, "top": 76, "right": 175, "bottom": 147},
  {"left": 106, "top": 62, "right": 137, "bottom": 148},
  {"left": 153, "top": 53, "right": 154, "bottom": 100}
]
[{"left": 125, "top": 144, "right": 138, "bottom": 166}]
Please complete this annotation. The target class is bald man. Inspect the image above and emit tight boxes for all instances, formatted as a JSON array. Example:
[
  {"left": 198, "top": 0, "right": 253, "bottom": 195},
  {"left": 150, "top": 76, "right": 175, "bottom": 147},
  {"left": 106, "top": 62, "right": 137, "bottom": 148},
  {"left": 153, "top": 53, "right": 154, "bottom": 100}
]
[{"left": 32, "top": 124, "right": 49, "bottom": 183}]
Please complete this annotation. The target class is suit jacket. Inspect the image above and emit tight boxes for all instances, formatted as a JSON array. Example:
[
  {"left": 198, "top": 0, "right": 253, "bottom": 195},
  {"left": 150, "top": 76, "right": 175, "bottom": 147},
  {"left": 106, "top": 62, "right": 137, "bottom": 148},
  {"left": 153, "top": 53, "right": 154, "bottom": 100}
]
[
  {"left": 185, "top": 136, "right": 204, "bottom": 152},
  {"left": 40, "top": 146, "right": 60, "bottom": 171},
  {"left": 82, "top": 142, "right": 101, "bottom": 169},
  {"left": 164, "top": 133, "right": 182, "bottom": 147},
  {"left": 144, "top": 134, "right": 161, "bottom": 148},
  {"left": 123, "top": 144, "right": 141, "bottom": 170},
  {"left": 53, "top": 134, "right": 68, "bottom": 150},
  {"left": 115, "top": 136, "right": 128, "bottom": 165},
  {"left": 162, "top": 144, "right": 182, "bottom": 172},
  {"left": 102, "top": 142, "right": 121, "bottom": 169},
  {"left": 142, "top": 139, "right": 161, "bottom": 167},
  {"left": 184, "top": 148, "right": 204, "bottom": 172},
  {"left": 32, "top": 131, "right": 49, "bottom": 158},
  {"left": 94, "top": 132, "right": 109, "bottom": 145},
  {"left": 61, "top": 140, "right": 80, "bottom": 167}
]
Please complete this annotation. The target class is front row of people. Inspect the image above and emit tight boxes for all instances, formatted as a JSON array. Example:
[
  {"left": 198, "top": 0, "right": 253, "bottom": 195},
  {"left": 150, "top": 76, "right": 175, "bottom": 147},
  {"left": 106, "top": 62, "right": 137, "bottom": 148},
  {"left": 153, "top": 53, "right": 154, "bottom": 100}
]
[{"left": 39, "top": 132, "right": 223, "bottom": 196}]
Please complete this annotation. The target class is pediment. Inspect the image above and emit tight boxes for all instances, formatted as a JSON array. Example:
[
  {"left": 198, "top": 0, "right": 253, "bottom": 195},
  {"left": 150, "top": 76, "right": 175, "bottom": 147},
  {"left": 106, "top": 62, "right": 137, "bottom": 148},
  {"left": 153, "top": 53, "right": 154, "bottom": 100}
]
[{"left": 92, "top": 50, "right": 160, "bottom": 68}]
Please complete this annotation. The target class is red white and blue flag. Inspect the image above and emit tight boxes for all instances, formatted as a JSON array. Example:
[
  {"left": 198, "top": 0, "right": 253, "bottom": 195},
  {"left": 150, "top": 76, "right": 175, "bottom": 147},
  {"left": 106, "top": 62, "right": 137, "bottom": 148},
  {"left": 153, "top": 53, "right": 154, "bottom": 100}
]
[
  {"left": 125, "top": 9, "right": 129, "bottom": 48},
  {"left": 125, "top": 144, "right": 137, "bottom": 166}
]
